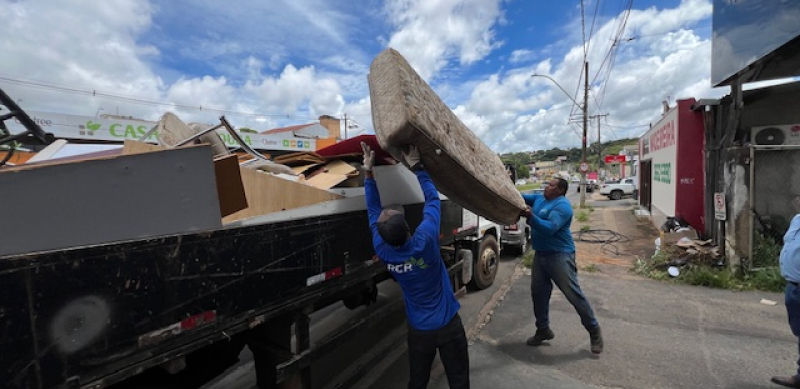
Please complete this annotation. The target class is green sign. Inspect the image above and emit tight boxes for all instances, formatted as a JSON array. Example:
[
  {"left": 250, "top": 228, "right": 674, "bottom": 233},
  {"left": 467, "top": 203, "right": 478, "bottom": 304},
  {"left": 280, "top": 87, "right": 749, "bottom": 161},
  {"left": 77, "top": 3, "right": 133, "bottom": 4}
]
[{"left": 654, "top": 162, "right": 671, "bottom": 184}]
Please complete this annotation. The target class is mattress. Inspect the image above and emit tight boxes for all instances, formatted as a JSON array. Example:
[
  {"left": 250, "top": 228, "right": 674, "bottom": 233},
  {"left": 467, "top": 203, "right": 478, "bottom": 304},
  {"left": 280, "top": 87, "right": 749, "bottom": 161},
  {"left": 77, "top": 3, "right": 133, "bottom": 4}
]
[{"left": 367, "top": 48, "right": 525, "bottom": 225}]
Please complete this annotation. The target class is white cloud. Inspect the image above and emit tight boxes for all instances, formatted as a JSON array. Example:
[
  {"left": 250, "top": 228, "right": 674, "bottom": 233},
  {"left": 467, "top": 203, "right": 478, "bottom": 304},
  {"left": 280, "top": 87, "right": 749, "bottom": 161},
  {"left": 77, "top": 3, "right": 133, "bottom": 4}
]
[{"left": 382, "top": 0, "right": 505, "bottom": 81}]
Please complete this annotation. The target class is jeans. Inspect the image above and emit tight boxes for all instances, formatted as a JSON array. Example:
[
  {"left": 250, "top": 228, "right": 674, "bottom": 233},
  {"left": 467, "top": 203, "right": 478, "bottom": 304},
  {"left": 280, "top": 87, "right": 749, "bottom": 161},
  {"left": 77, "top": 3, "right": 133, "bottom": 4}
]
[
  {"left": 530, "top": 251, "right": 598, "bottom": 331},
  {"left": 785, "top": 282, "right": 800, "bottom": 377},
  {"left": 407, "top": 313, "right": 470, "bottom": 389}
]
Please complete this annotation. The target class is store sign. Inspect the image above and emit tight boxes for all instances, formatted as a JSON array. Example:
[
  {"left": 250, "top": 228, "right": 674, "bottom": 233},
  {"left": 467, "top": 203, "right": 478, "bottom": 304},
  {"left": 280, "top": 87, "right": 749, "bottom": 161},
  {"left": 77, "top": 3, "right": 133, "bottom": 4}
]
[
  {"left": 653, "top": 162, "right": 671, "bottom": 184},
  {"left": 6, "top": 110, "right": 315, "bottom": 151},
  {"left": 604, "top": 155, "right": 626, "bottom": 164}
]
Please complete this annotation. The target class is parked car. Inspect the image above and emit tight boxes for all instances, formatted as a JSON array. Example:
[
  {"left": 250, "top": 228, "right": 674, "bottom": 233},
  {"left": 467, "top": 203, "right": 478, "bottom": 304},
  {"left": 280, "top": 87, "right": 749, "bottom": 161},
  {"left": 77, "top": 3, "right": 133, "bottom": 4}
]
[
  {"left": 599, "top": 177, "right": 636, "bottom": 200},
  {"left": 576, "top": 182, "right": 594, "bottom": 193}
]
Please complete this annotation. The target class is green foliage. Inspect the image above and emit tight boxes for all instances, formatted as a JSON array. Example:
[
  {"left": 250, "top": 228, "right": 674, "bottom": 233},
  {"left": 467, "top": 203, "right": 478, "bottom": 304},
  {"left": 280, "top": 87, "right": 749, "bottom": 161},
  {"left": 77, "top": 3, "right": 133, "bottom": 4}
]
[
  {"left": 521, "top": 250, "right": 535, "bottom": 268},
  {"left": 632, "top": 247, "right": 785, "bottom": 292},
  {"left": 575, "top": 210, "right": 590, "bottom": 222},
  {"left": 752, "top": 233, "right": 782, "bottom": 268},
  {"left": 582, "top": 263, "right": 599, "bottom": 273},
  {"left": 580, "top": 225, "right": 591, "bottom": 231},
  {"left": 500, "top": 152, "right": 534, "bottom": 179},
  {"left": 238, "top": 127, "right": 257, "bottom": 133},
  {"left": 516, "top": 184, "right": 538, "bottom": 192}
]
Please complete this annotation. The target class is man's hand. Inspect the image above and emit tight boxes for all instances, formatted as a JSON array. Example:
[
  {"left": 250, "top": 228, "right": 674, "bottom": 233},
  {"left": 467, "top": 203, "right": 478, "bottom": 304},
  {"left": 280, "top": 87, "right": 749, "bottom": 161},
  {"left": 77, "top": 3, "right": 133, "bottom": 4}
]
[
  {"left": 520, "top": 206, "right": 532, "bottom": 219},
  {"left": 403, "top": 144, "right": 422, "bottom": 170},
  {"left": 361, "top": 141, "right": 375, "bottom": 172}
]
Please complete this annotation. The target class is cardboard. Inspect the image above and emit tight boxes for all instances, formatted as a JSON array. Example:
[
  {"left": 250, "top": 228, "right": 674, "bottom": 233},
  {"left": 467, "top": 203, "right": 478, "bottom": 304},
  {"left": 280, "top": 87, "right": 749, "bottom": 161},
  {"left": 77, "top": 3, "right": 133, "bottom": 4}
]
[
  {"left": 303, "top": 172, "right": 350, "bottom": 190},
  {"left": 222, "top": 168, "right": 342, "bottom": 223},
  {"left": 214, "top": 154, "right": 248, "bottom": 217},
  {"left": 322, "top": 160, "right": 358, "bottom": 177}
]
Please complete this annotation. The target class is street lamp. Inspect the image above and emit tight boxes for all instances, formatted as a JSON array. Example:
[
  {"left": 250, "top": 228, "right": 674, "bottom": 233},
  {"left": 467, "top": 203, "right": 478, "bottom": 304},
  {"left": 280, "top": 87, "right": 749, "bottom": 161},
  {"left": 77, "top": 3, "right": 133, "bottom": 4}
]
[{"left": 531, "top": 68, "right": 590, "bottom": 208}]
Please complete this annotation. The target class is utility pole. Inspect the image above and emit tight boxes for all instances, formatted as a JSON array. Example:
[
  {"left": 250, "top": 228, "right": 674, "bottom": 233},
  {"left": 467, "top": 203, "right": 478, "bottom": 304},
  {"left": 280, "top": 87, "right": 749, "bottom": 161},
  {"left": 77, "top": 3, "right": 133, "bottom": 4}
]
[
  {"left": 580, "top": 61, "right": 589, "bottom": 208},
  {"left": 589, "top": 113, "right": 609, "bottom": 175}
]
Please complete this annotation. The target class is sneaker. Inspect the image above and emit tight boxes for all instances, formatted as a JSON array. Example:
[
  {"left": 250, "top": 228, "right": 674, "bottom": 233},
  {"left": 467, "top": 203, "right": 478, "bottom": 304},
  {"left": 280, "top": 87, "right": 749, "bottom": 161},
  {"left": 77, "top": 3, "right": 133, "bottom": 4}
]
[
  {"left": 771, "top": 375, "right": 800, "bottom": 388},
  {"left": 526, "top": 327, "right": 554, "bottom": 346},
  {"left": 589, "top": 326, "right": 603, "bottom": 354}
]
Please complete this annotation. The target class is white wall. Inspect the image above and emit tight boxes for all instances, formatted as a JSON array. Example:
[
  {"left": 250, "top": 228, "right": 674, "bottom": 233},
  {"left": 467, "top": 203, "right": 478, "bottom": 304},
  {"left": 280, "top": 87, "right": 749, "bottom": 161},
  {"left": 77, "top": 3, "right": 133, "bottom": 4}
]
[{"left": 640, "top": 107, "right": 679, "bottom": 224}]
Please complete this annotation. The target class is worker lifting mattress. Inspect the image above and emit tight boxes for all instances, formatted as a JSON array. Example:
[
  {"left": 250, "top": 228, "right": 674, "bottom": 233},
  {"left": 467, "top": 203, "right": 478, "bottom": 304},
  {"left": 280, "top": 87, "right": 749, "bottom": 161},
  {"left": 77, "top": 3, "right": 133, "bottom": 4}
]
[{"left": 368, "top": 48, "right": 526, "bottom": 225}]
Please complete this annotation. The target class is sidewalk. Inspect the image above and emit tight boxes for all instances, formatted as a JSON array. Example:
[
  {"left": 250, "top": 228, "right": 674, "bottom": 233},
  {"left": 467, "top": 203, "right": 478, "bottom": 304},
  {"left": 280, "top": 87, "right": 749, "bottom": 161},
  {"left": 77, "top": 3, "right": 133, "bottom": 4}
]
[{"left": 371, "top": 197, "right": 796, "bottom": 389}]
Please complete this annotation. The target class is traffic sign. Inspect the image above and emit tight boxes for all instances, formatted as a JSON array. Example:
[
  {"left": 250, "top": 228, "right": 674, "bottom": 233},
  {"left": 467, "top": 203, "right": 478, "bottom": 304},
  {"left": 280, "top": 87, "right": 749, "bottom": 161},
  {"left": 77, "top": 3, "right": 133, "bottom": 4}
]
[
  {"left": 714, "top": 192, "right": 726, "bottom": 220},
  {"left": 579, "top": 162, "right": 588, "bottom": 172}
]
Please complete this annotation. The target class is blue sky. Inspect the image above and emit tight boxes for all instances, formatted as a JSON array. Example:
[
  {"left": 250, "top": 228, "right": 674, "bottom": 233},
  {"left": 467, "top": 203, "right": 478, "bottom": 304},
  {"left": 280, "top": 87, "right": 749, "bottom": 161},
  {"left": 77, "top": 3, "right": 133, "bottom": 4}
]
[{"left": 0, "top": 0, "right": 735, "bottom": 153}]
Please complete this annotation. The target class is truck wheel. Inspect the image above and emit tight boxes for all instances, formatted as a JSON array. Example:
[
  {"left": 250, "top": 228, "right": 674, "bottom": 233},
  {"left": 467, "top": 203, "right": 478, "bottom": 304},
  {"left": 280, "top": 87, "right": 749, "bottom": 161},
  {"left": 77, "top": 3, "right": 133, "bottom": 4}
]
[
  {"left": 610, "top": 190, "right": 623, "bottom": 200},
  {"left": 470, "top": 235, "right": 498, "bottom": 290}
]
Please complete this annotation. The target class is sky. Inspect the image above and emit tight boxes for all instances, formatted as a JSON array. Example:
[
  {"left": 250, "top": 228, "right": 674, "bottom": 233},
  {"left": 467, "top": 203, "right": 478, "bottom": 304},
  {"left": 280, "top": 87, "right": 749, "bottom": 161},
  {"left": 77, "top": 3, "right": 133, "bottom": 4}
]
[{"left": 0, "top": 0, "right": 752, "bottom": 154}]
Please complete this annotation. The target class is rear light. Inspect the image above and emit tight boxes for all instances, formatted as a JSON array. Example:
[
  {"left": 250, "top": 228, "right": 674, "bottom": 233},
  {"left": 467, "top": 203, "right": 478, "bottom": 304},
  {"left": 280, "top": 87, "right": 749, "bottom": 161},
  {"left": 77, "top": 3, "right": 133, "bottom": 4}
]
[{"left": 504, "top": 224, "right": 518, "bottom": 231}]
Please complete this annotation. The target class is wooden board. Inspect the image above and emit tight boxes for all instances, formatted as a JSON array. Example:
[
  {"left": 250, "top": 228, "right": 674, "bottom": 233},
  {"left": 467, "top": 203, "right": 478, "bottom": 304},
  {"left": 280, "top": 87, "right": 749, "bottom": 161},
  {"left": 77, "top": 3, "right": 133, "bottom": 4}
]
[
  {"left": 222, "top": 168, "right": 343, "bottom": 223},
  {"left": 368, "top": 48, "right": 525, "bottom": 225},
  {"left": 303, "top": 172, "right": 349, "bottom": 190},
  {"left": 214, "top": 154, "right": 248, "bottom": 217},
  {"left": 322, "top": 160, "right": 358, "bottom": 176},
  {"left": 123, "top": 139, "right": 165, "bottom": 154}
]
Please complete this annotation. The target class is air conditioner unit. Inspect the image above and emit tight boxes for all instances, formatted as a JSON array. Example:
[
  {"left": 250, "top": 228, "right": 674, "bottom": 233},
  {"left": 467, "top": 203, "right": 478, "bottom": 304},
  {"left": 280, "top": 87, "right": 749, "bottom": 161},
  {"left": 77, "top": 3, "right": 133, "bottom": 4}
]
[{"left": 751, "top": 124, "right": 800, "bottom": 146}]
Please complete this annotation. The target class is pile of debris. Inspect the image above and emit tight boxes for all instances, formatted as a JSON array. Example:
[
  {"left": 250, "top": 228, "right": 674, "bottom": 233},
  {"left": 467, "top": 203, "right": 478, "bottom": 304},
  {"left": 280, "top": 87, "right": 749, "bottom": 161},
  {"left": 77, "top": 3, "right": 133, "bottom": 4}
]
[{"left": 655, "top": 227, "right": 723, "bottom": 269}]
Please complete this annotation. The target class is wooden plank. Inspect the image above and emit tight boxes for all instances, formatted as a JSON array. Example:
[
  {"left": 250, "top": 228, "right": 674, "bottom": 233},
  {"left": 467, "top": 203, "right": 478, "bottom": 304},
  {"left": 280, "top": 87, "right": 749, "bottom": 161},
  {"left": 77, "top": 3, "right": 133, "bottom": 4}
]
[
  {"left": 322, "top": 160, "right": 358, "bottom": 177},
  {"left": 303, "top": 173, "right": 349, "bottom": 190},
  {"left": 214, "top": 154, "right": 248, "bottom": 217},
  {"left": 222, "top": 168, "right": 342, "bottom": 223},
  {"left": 123, "top": 139, "right": 165, "bottom": 155}
]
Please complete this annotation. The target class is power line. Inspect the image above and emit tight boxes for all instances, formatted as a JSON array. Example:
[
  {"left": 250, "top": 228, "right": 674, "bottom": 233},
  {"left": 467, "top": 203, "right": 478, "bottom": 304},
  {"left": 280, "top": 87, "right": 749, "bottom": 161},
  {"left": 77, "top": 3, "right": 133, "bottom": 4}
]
[{"left": 0, "top": 75, "right": 322, "bottom": 121}]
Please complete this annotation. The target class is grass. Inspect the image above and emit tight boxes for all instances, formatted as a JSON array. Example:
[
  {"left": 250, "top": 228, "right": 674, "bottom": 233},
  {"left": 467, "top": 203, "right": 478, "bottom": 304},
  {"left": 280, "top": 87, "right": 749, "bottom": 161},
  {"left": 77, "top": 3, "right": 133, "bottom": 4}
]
[
  {"left": 633, "top": 247, "right": 785, "bottom": 292},
  {"left": 582, "top": 263, "right": 599, "bottom": 273},
  {"left": 516, "top": 184, "right": 538, "bottom": 192},
  {"left": 575, "top": 210, "right": 590, "bottom": 223},
  {"left": 521, "top": 250, "right": 534, "bottom": 268},
  {"left": 580, "top": 225, "right": 591, "bottom": 232}
]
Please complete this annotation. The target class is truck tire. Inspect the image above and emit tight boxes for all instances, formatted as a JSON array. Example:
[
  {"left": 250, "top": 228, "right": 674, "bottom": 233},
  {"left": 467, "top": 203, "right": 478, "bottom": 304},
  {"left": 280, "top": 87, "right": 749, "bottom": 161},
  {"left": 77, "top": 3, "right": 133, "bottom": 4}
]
[
  {"left": 610, "top": 190, "right": 623, "bottom": 200},
  {"left": 470, "top": 235, "right": 498, "bottom": 290}
]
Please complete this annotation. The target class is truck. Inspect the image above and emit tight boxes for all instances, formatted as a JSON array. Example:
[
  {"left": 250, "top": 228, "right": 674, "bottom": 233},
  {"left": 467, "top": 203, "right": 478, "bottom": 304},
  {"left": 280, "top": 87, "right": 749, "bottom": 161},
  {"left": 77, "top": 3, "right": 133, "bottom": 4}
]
[
  {"left": 0, "top": 91, "right": 502, "bottom": 389},
  {"left": 599, "top": 177, "right": 637, "bottom": 200}
]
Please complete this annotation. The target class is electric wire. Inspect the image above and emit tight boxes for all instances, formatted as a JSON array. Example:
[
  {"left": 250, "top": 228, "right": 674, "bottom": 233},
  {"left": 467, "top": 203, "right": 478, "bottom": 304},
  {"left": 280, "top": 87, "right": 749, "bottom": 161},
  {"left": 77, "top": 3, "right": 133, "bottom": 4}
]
[
  {"left": 0, "top": 75, "right": 323, "bottom": 121},
  {"left": 575, "top": 228, "right": 631, "bottom": 256}
]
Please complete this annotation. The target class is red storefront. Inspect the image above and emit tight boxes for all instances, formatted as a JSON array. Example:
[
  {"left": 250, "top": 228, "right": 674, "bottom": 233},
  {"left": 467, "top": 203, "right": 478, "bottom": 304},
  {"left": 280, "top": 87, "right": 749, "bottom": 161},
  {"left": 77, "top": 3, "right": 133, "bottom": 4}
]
[{"left": 638, "top": 98, "right": 706, "bottom": 233}]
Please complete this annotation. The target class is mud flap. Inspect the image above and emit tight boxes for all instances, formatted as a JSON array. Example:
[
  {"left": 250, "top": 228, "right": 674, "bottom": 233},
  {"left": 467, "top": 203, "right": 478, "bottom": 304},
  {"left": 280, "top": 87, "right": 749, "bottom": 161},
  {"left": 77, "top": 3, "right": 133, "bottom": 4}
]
[{"left": 459, "top": 249, "right": 473, "bottom": 286}]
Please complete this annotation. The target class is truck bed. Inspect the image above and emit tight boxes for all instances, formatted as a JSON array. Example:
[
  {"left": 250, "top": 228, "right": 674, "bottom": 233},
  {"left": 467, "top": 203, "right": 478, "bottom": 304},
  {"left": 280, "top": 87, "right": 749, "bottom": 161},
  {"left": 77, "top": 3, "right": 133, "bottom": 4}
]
[{"left": 0, "top": 209, "right": 380, "bottom": 388}]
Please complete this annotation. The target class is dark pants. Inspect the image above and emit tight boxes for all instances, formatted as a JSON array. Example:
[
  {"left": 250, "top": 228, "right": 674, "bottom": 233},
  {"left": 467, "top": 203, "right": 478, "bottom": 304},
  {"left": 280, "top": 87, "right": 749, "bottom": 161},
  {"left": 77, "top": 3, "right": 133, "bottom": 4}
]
[
  {"left": 531, "top": 251, "right": 598, "bottom": 331},
  {"left": 407, "top": 313, "right": 470, "bottom": 389},
  {"left": 785, "top": 282, "right": 800, "bottom": 378}
]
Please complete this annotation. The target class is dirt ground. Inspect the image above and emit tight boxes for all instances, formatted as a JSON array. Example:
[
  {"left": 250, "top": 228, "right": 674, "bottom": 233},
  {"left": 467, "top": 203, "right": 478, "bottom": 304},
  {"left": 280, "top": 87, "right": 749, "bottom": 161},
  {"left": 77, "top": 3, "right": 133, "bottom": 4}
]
[{"left": 570, "top": 197, "right": 659, "bottom": 277}]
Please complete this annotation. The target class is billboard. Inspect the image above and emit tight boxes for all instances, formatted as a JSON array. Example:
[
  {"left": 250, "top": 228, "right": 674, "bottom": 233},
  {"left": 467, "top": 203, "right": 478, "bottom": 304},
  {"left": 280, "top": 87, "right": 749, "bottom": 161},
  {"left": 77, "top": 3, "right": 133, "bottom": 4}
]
[
  {"left": 2, "top": 110, "right": 316, "bottom": 152},
  {"left": 712, "top": 0, "right": 800, "bottom": 86}
]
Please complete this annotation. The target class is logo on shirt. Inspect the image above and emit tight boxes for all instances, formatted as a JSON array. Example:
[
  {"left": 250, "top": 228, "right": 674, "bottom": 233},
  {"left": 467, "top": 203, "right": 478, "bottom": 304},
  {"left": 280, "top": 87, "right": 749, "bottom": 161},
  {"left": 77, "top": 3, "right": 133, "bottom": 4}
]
[{"left": 387, "top": 257, "right": 428, "bottom": 274}]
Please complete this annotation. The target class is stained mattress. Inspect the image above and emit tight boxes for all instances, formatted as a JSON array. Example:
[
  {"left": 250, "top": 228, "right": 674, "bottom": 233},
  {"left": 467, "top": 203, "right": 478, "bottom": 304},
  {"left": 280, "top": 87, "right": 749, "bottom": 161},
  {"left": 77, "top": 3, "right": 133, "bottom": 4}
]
[{"left": 368, "top": 48, "right": 525, "bottom": 225}]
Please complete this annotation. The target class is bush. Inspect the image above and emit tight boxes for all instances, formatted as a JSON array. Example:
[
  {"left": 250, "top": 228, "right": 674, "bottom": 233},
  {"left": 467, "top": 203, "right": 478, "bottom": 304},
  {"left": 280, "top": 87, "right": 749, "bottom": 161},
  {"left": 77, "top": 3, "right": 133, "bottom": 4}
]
[
  {"left": 752, "top": 233, "right": 782, "bottom": 268},
  {"left": 521, "top": 250, "right": 535, "bottom": 268}
]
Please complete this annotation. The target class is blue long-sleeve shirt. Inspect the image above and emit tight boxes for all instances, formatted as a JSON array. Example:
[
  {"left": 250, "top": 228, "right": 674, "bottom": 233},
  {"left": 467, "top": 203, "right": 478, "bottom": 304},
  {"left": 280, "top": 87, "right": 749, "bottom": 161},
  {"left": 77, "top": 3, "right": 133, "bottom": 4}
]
[
  {"left": 365, "top": 170, "right": 460, "bottom": 331},
  {"left": 522, "top": 193, "right": 575, "bottom": 252},
  {"left": 780, "top": 214, "right": 800, "bottom": 283}
]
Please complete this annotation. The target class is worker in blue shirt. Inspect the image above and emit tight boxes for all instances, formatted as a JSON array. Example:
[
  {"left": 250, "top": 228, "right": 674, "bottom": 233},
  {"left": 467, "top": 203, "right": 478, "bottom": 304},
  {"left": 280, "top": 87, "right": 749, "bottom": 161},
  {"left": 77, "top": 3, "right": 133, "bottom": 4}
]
[
  {"left": 772, "top": 195, "right": 800, "bottom": 388},
  {"left": 520, "top": 178, "right": 603, "bottom": 354},
  {"left": 361, "top": 142, "right": 469, "bottom": 389}
]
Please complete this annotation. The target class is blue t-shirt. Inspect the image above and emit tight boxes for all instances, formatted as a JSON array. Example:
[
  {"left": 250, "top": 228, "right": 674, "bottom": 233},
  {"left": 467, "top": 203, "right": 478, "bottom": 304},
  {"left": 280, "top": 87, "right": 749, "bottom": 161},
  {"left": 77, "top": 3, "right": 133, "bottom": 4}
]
[
  {"left": 365, "top": 170, "right": 460, "bottom": 331},
  {"left": 521, "top": 193, "right": 575, "bottom": 252},
  {"left": 780, "top": 214, "right": 800, "bottom": 283}
]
